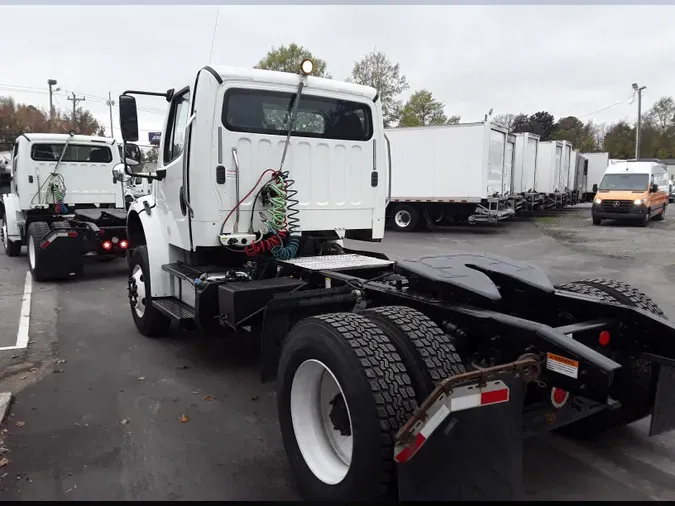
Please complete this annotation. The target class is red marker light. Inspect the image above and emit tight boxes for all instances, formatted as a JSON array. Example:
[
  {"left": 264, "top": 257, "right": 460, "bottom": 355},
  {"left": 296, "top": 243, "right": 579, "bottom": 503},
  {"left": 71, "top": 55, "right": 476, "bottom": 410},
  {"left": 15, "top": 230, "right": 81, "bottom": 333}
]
[
  {"left": 598, "top": 330, "right": 611, "bottom": 346},
  {"left": 119, "top": 240, "right": 128, "bottom": 249},
  {"left": 102, "top": 240, "right": 112, "bottom": 251}
]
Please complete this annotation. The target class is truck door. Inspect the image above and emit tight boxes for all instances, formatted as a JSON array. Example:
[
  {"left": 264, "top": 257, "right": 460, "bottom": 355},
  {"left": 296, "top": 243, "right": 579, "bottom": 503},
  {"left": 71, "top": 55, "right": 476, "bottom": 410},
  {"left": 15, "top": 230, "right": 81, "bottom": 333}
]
[{"left": 156, "top": 88, "right": 192, "bottom": 250}]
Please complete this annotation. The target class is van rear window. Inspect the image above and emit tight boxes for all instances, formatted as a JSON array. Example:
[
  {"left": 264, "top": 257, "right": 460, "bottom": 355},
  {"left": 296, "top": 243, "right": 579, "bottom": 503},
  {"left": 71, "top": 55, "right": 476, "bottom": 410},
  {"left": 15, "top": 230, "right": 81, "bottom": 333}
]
[
  {"left": 222, "top": 88, "right": 373, "bottom": 141},
  {"left": 31, "top": 144, "right": 113, "bottom": 163},
  {"left": 599, "top": 173, "right": 649, "bottom": 191}
]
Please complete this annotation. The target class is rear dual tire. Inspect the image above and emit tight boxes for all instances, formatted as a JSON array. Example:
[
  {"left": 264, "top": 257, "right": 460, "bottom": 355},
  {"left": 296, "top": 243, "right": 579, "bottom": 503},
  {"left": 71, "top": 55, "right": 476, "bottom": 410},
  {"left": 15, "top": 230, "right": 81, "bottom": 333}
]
[{"left": 277, "top": 308, "right": 464, "bottom": 501}]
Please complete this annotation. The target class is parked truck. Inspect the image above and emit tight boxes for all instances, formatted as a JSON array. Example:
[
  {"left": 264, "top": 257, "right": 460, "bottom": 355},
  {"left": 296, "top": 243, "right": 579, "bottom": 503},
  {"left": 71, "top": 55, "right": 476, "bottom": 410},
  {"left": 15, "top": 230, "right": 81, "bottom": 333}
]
[
  {"left": 114, "top": 59, "right": 675, "bottom": 501},
  {"left": 535, "top": 140, "right": 567, "bottom": 208},
  {"left": 580, "top": 151, "right": 610, "bottom": 201},
  {"left": 385, "top": 122, "right": 516, "bottom": 231},
  {"left": 1, "top": 132, "right": 137, "bottom": 280}
]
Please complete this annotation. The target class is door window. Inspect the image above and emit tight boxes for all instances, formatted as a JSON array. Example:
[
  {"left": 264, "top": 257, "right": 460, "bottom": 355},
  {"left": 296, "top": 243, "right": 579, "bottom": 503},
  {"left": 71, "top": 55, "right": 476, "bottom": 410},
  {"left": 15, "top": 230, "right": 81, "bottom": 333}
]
[{"left": 163, "top": 89, "right": 191, "bottom": 164}]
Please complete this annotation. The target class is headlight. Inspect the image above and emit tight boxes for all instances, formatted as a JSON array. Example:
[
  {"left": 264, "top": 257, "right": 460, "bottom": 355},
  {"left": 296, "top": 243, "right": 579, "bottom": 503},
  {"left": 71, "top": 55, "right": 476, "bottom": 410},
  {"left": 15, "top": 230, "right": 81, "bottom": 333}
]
[
  {"left": 594, "top": 198, "right": 602, "bottom": 204},
  {"left": 634, "top": 198, "right": 646, "bottom": 205}
]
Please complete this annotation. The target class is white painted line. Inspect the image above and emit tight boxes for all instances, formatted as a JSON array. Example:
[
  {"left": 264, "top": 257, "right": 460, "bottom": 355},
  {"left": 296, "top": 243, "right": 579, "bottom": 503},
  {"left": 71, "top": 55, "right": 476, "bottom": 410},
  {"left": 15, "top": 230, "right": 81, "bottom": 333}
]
[{"left": 0, "top": 271, "right": 32, "bottom": 351}]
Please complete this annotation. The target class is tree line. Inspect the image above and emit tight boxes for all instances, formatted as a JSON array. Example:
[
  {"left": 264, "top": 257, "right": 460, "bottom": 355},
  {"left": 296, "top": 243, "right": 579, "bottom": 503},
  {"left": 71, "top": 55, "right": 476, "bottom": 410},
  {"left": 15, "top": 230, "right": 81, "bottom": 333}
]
[
  {"left": 0, "top": 96, "right": 105, "bottom": 151},
  {"left": 2, "top": 43, "right": 674, "bottom": 161}
]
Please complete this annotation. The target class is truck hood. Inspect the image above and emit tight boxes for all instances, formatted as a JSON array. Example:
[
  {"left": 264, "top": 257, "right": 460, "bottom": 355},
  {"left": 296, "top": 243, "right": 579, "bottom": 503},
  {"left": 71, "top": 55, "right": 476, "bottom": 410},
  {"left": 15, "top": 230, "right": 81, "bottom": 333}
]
[{"left": 595, "top": 190, "right": 647, "bottom": 201}]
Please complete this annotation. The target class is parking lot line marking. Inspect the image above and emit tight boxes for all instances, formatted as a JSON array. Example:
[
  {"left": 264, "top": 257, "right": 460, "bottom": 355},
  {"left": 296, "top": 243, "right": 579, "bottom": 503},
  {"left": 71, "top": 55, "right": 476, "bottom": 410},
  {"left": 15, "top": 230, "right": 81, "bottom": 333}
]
[{"left": 0, "top": 271, "right": 32, "bottom": 351}]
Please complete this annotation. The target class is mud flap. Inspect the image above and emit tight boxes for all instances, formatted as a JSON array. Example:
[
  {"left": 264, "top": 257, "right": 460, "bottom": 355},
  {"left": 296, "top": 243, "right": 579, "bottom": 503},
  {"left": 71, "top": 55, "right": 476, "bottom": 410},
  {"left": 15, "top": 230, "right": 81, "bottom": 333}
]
[
  {"left": 40, "top": 235, "right": 84, "bottom": 278},
  {"left": 649, "top": 361, "right": 675, "bottom": 437},
  {"left": 397, "top": 375, "right": 526, "bottom": 501}
]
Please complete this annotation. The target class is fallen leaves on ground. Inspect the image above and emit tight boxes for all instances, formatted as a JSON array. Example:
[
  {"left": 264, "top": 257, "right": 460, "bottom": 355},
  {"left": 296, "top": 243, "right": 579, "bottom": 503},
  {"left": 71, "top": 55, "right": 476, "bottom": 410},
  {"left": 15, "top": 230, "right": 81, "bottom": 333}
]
[
  {"left": 15, "top": 422, "right": 25, "bottom": 428},
  {"left": 137, "top": 377, "right": 145, "bottom": 381},
  {"left": 178, "top": 414, "right": 189, "bottom": 423},
  {"left": 203, "top": 395, "right": 213, "bottom": 401},
  {"left": 0, "top": 458, "right": 8, "bottom": 467},
  {"left": 249, "top": 395, "right": 260, "bottom": 401},
  {"left": 178, "top": 365, "right": 191, "bottom": 370},
  {"left": 120, "top": 418, "right": 130, "bottom": 425}
]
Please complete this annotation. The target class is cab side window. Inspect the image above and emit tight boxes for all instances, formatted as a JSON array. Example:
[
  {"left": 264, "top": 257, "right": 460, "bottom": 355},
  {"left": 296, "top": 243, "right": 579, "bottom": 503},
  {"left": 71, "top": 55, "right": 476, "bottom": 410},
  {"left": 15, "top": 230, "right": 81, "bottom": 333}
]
[{"left": 163, "top": 90, "right": 191, "bottom": 164}]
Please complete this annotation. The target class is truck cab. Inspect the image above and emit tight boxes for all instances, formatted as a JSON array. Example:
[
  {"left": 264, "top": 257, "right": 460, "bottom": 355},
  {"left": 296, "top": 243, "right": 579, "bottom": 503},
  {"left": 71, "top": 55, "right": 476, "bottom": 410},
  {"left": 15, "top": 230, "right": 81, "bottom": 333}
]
[{"left": 591, "top": 159, "right": 669, "bottom": 226}]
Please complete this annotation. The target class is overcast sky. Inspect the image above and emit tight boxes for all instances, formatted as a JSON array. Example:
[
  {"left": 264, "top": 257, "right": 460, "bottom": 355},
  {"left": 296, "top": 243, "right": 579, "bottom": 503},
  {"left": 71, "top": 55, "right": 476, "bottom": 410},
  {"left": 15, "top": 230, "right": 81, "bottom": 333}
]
[{"left": 2, "top": 5, "right": 674, "bottom": 146}]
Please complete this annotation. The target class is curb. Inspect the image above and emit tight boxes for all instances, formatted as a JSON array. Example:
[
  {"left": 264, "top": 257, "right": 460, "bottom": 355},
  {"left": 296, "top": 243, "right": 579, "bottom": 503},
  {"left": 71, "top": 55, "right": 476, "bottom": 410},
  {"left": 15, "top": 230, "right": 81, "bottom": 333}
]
[{"left": 0, "top": 392, "right": 12, "bottom": 423}]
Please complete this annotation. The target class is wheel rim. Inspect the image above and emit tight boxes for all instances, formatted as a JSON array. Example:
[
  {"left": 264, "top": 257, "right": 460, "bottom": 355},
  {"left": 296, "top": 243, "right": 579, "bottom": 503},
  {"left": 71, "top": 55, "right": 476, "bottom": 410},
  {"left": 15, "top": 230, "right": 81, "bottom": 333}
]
[
  {"left": 130, "top": 264, "right": 146, "bottom": 317},
  {"left": 290, "top": 359, "right": 353, "bottom": 485},
  {"left": 394, "top": 210, "right": 411, "bottom": 228},
  {"left": 28, "top": 235, "right": 36, "bottom": 269},
  {"left": 2, "top": 223, "right": 7, "bottom": 249}
]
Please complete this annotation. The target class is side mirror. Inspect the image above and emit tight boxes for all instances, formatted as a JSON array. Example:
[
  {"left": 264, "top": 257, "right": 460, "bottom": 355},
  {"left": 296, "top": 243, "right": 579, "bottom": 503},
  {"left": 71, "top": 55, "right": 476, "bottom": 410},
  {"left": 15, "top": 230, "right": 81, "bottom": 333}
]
[
  {"left": 112, "top": 163, "right": 132, "bottom": 183},
  {"left": 119, "top": 95, "right": 139, "bottom": 142},
  {"left": 651, "top": 183, "right": 659, "bottom": 193},
  {"left": 592, "top": 184, "right": 598, "bottom": 192}
]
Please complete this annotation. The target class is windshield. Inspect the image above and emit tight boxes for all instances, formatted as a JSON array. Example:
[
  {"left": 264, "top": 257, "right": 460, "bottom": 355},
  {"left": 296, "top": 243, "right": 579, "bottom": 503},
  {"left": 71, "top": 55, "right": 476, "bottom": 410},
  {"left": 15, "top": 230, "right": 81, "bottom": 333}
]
[
  {"left": 599, "top": 173, "right": 649, "bottom": 191},
  {"left": 222, "top": 88, "right": 373, "bottom": 141},
  {"left": 31, "top": 143, "right": 113, "bottom": 163}
]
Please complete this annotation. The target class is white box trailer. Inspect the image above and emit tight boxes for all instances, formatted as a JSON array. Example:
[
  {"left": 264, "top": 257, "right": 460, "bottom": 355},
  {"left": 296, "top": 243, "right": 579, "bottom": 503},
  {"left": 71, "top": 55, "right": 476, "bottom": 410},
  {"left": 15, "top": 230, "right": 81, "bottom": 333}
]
[
  {"left": 559, "top": 141, "right": 572, "bottom": 192},
  {"left": 512, "top": 133, "right": 539, "bottom": 194},
  {"left": 535, "top": 140, "right": 563, "bottom": 195},
  {"left": 580, "top": 152, "right": 610, "bottom": 200},
  {"left": 568, "top": 148, "right": 578, "bottom": 190},
  {"left": 385, "top": 122, "right": 516, "bottom": 231}
]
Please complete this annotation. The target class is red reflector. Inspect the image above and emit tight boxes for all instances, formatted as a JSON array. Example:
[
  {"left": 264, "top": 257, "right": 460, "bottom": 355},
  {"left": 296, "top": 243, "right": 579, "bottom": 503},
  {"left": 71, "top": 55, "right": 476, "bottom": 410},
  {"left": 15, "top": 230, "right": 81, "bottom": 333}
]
[
  {"left": 40, "top": 240, "right": 51, "bottom": 249},
  {"left": 551, "top": 387, "right": 569, "bottom": 408},
  {"left": 67, "top": 231, "right": 78, "bottom": 238},
  {"left": 481, "top": 388, "right": 509, "bottom": 405},
  {"left": 394, "top": 432, "right": 425, "bottom": 463},
  {"left": 599, "top": 330, "right": 611, "bottom": 346},
  {"left": 102, "top": 240, "right": 112, "bottom": 250}
]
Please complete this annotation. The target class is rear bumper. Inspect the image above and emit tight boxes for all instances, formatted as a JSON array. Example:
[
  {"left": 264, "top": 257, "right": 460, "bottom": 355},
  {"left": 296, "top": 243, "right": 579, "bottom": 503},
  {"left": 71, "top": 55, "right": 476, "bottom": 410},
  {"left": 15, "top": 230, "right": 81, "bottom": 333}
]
[{"left": 42, "top": 225, "right": 128, "bottom": 258}]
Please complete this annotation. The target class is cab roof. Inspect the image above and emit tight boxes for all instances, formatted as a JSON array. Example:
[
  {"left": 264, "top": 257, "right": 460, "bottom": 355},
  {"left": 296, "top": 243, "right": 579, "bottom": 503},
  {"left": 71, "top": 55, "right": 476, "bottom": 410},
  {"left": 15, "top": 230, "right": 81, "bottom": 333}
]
[
  {"left": 606, "top": 159, "right": 665, "bottom": 174},
  {"left": 209, "top": 65, "right": 378, "bottom": 101},
  {"left": 20, "top": 133, "right": 116, "bottom": 145}
]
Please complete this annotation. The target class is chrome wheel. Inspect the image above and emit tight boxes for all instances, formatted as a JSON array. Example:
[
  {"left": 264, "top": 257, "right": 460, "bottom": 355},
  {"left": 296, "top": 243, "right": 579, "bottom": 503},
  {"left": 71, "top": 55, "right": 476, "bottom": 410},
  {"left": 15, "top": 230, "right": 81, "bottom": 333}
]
[
  {"left": 28, "top": 234, "right": 36, "bottom": 269},
  {"left": 130, "top": 264, "right": 146, "bottom": 317},
  {"left": 394, "top": 209, "right": 412, "bottom": 229},
  {"left": 290, "top": 359, "right": 353, "bottom": 485}
]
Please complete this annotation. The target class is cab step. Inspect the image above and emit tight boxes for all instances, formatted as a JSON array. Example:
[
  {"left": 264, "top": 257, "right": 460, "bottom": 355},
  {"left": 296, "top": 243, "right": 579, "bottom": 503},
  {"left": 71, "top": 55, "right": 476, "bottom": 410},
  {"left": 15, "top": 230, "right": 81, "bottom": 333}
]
[
  {"left": 152, "top": 297, "right": 196, "bottom": 320},
  {"left": 162, "top": 263, "right": 204, "bottom": 284}
]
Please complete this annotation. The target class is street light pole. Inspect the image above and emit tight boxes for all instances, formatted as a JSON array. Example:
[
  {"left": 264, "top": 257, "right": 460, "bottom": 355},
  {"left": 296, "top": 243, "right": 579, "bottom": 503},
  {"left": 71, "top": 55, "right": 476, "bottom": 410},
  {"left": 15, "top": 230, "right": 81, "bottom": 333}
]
[
  {"left": 47, "top": 78, "right": 57, "bottom": 122},
  {"left": 632, "top": 82, "right": 647, "bottom": 159}
]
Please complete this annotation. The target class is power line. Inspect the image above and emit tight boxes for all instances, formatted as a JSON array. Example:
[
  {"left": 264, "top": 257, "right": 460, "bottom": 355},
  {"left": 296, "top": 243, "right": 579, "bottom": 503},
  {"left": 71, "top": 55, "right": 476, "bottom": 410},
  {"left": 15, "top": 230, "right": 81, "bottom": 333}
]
[{"left": 576, "top": 91, "right": 636, "bottom": 119}]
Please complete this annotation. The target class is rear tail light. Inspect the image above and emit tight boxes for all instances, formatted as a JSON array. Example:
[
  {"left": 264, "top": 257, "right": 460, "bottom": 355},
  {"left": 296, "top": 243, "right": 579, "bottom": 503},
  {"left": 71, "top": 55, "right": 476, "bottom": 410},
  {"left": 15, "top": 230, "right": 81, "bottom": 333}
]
[
  {"left": 67, "top": 231, "right": 78, "bottom": 238},
  {"left": 102, "top": 240, "right": 112, "bottom": 251},
  {"left": 119, "top": 240, "right": 128, "bottom": 249}
]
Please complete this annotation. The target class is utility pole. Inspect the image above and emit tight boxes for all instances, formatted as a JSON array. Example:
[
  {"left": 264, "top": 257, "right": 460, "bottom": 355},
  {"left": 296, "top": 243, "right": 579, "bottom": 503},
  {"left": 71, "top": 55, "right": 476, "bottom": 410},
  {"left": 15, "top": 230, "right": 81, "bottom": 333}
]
[
  {"left": 106, "top": 92, "right": 115, "bottom": 138},
  {"left": 632, "top": 82, "right": 647, "bottom": 159},
  {"left": 67, "top": 92, "right": 85, "bottom": 131}
]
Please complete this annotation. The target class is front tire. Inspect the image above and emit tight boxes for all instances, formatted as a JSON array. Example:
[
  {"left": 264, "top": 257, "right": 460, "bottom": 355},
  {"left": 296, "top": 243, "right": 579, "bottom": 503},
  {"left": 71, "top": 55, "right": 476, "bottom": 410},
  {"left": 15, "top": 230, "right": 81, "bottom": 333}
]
[
  {"left": 639, "top": 209, "right": 650, "bottom": 227},
  {"left": 554, "top": 278, "right": 666, "bottom": 438},
  {"left": 128, "top": 245, "right": 171, "bottom": 337},
  {"left": 277, "top": 313, "right": 416, "bottom": 501},
  {"left": 592, "top": 216, "right": 601, "bottom": 225},
  {"left": 655, "top": 204, "right": 666, "bottom": 222}
]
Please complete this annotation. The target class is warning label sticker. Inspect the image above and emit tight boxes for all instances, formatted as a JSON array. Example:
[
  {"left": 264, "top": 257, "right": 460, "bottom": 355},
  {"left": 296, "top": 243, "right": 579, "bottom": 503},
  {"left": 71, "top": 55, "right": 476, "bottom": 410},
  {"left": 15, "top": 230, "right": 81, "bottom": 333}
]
[{"left": 546, "top": 352, "right": 579, "bottom": 379}]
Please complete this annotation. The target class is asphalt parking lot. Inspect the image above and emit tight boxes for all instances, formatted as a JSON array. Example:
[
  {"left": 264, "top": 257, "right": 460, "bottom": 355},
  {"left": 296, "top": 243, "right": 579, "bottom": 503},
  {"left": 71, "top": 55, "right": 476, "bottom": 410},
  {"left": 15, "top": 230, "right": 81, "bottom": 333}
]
[{"left": 1, "top": 203, "right": 675, "bottom": 500}]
